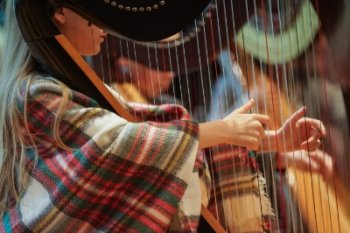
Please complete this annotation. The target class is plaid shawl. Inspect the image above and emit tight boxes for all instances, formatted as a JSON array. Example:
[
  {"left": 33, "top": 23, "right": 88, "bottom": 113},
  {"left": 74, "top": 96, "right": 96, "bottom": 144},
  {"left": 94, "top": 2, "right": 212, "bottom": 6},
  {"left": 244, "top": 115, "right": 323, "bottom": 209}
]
[
  {"left": 1, "top": 76, "right": 205, "bottom": 233},
  {"left": 207, "top": 145, "right": 276, "bottom": 233}
]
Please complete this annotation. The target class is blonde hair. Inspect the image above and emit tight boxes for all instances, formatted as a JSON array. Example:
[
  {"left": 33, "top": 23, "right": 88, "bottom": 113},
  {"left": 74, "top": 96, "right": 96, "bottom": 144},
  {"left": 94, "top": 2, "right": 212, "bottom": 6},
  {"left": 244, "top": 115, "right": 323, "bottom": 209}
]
[{"left": 0, "top": 1, "right": 71, "bottom": 215}]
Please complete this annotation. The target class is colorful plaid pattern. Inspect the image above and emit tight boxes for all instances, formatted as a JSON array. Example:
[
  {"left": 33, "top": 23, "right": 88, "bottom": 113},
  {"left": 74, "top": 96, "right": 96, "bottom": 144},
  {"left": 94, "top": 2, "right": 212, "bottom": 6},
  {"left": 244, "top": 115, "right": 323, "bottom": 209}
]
[
  {"left": 1, "top": 76, "right": 203, "bottom": 233},
  {"left": 207, "top": 145, "right": 276, "bottom": 233}
]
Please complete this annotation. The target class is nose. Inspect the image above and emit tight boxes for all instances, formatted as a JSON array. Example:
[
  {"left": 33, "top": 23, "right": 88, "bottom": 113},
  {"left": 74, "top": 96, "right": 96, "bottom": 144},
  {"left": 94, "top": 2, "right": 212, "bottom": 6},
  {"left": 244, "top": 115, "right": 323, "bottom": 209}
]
[{"left": 100, "top": 29, "right": 107, "bottom": 37}]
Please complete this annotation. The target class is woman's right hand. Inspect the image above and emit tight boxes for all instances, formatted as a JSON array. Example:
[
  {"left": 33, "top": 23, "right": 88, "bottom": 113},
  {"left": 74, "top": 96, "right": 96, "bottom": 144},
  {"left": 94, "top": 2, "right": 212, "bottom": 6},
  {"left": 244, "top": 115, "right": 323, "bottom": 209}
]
[{"left": 222, "top": 99, "right": 271, "bottom": 150}]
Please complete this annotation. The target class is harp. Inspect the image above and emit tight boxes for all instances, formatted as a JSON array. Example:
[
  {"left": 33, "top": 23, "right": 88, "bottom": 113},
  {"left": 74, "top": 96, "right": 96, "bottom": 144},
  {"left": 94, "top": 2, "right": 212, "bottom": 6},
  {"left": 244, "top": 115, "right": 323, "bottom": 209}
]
[{"left": 14, "top": 0, "right": 350, "bottom": 232}]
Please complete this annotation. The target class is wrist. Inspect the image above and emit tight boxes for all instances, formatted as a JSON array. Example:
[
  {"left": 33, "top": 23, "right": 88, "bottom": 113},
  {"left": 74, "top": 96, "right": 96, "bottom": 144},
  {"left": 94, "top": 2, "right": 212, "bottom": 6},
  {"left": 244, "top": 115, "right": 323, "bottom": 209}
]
[
  {"left": 219, "top": 119, "right": 231, "bottom": 144},
  {"left": 198, "top": 120, "right": 228, "bottom": 149},
  {"left": 261, "top": 130, "right": 278, "bottom": 152}
]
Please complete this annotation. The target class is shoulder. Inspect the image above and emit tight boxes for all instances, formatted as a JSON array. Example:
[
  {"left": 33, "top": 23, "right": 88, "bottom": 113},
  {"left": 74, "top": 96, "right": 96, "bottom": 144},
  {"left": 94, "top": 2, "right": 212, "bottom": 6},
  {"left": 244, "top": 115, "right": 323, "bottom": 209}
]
[{"left": 19, "top": 75, "right": 99, "bottom": 108}]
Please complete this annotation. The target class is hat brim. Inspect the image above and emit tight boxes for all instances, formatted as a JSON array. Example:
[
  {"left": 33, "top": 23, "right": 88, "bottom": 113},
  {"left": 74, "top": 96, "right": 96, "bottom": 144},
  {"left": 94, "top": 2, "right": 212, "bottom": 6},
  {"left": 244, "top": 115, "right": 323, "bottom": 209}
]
[
  {"left": 60, "top": 0, "right": 213, "bottom": 42},
  {"left": 236, "top": 0, "right": 320, "bottom": 64}
]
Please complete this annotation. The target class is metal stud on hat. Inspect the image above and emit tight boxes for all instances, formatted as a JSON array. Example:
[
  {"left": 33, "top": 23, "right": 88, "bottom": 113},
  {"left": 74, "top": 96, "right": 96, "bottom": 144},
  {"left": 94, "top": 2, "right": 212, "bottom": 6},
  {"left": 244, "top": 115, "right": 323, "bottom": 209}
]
[{"left": 103, "top": 0, "right": 166, "bottom": 12}]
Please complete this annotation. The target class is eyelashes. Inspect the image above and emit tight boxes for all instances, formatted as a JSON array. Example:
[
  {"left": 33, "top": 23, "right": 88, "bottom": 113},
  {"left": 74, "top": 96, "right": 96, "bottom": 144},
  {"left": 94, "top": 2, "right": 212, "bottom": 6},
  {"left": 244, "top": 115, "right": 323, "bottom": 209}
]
[{"left": 87, "top": 21, "right": 92, "bottom": 26}]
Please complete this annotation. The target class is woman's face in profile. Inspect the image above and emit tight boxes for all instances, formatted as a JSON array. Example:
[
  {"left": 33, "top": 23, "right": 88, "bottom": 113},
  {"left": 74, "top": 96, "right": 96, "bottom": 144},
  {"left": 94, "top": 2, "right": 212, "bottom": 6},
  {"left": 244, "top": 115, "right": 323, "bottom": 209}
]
[{"left": 53, "top": 8, "right": 107, "bottom": 56}]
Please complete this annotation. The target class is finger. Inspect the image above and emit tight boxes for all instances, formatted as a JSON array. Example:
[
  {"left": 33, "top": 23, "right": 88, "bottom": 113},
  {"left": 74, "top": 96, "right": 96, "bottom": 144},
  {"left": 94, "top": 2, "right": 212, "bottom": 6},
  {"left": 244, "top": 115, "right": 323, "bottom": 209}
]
[
  {"left": 302, "top": 157, "right": 320, "bottom": 172},
  {"left": 300, "top": 137, "right": 320, "bottom": 149},
  {"left": 245, "top": 136, "right": 260, "bottom": 151},
  {"left": 233, "top": 99, "right": 255, "bottom": 114},
  {"left": 309, "top": 127, "right": 326, "bottom": 140},
  {"left": 312, "top": 123, "right": 327, "bottom": 137},
  {"left": 299, "top": 135, "right": 317, "bottom": 148},
  {"left": 307, "top": 140, "right": 321, "bottom": 151},
  {"left": 249, "top": 127, "right": 265, "bottom": 141},
  {"left": 309, "top": 150, "right": 332, "bottom": 166},
  {"left": 257, "top": 124, "right": 265, "bottom": 139},
  {"left": 309, "top": 150, "right": 334, "bottom": 180},
  {"left": 296, "top": 118, "right": 326, "bottom": 136},
  {"left": 308, "top": 139, "right": 321, "bottom": 149},
  {"left": 252, "top": 114, "right": 272, "bottom": 128},
  {"left": 289, "top": 106, "right": 306, "bottom": 125},
  {"left": 298, "top": 151, "right": 320, "bottom": 172},
  {"left": 300, "top": 139, "right": 321, "bottom": 151},
  {"left": 307, "top": 160, "right": 321, "bottom": 173},
  {"left": 286, "top": 150, "right": 319, "bottom": 171}
]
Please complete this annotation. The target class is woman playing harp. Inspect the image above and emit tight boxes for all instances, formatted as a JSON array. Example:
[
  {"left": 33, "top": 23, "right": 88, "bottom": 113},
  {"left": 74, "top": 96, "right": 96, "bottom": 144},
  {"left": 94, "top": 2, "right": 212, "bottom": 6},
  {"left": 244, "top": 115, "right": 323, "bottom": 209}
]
[{"left": 0, "top": 0, "right": 325, "bottom": 232}]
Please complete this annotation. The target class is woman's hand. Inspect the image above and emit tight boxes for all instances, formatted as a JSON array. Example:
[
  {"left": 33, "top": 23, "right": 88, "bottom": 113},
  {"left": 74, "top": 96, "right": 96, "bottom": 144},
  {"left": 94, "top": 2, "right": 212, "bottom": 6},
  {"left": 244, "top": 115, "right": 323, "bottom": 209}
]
[
  {"left": 266, "top": 107, "right": 326, "bottom": 153},
  {"left": 277, "top": 150, "right": 333, "bottom": 181},
  {"left": 222, "top": 99, "right": 271, "bottom": 150},
  {"left": 199, "top": 99, "right": 271, "bottom": 149}
]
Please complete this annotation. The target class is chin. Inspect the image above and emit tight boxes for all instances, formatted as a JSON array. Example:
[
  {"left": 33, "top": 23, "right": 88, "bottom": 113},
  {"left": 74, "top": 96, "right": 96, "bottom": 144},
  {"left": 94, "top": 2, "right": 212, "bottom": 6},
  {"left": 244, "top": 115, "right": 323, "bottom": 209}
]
[{"left": 83, "top": 49, "right": 101, "bottom": 57}]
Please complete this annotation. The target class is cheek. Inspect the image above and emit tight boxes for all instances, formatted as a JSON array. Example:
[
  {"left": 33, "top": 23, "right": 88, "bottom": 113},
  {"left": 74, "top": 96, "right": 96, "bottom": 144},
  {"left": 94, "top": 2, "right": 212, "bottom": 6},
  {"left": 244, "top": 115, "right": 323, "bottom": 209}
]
[{"left": 86, "top": 29, "right": 104, "bottom": 55}]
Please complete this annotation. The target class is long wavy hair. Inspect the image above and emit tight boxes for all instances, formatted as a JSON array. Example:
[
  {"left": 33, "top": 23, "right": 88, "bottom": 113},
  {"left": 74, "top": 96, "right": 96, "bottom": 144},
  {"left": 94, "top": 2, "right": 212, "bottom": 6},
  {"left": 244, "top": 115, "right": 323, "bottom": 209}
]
[{"left": 0, "top": 0, "right": 71, "bottom": 216}]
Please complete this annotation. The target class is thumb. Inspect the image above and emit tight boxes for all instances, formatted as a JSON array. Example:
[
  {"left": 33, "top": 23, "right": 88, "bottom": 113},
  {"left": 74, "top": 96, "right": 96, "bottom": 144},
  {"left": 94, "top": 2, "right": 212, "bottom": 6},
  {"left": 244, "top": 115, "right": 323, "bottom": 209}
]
[
  {"left": 233, "top": 99, "right": 255, "bottom": 114},
  {"left": 290, "top": 106, "right": 306, "bottom": 127}
]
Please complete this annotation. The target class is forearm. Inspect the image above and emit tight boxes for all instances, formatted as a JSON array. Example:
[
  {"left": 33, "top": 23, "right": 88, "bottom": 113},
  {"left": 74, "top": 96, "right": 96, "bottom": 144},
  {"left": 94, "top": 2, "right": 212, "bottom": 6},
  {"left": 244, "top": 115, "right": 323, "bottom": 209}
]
[{"left": 198, "top": 120, "right": 227, "bottom": 149}]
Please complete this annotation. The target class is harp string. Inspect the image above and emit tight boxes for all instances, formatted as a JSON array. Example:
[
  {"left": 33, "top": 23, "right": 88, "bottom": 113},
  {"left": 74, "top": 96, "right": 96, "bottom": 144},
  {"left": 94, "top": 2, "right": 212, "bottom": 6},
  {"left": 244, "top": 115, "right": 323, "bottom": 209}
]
[
  {"left": 301, "top": 1, "right": 324, "bottom": 232},
  {"left": 220, "top": 5, "right": 245, "bottom": 231},
  {"left": 310, "top": 1, "right": 345, "bottom": 232},
  {"left": 209, "top": 0, "right": 232, "bottom": 228},
  {"left": 267, "top": 1, "right": 295, "bottom": 231},
  {"left": 284, "top": 1, "right": 308, "bottom": 231},
  {"left": 200, "top": 0, "right": 271, "bottom": 231},
  {"left": 210, "top": 0, "right": 255, "bottom": 230},
  {"left": 165, "top": 40, "right": 180, "bottom": 116},
  {"left": 237, "top": 0, "right": 336, "bottom": 232},
  {"left": 229, "top": 2, "right": 263, "bottom": 230},
  {"left": 241, "top": 1, "right": 270, "bottom": 232},
  {"left": 262, "top": 1, "right": 348, "bottom": 233},
  {"left": 224, "top": 0, "right": 248, "bottom": 228},
  {"left": 236, "top": 1, "right": 263, "bottom": 229},
  {"left": 295, "top": 1, "right": 329, "bottom": 232},
  {"left": 247, "top": 0, "right": 278, "bottom": 231},
  {"left": 264, "top": 1, "right": 314, "bottom": 232},
  {"left": 280, "top": 3, "right": 304, "bottom": 231},
  {"left": 280, "top": 1, "right": 304, "bottom": 231},
  {"left": 250, "top": 1, "right": 274, "bottom": 230},
  {"left": 193, "top": 15, "right": 223, "bottom": 223},
  {"left": 250, "top": 4, "right": 277, "bottom": 227},
  {"left": 197, "top": 10, "right": 224, "bottom": 224}
]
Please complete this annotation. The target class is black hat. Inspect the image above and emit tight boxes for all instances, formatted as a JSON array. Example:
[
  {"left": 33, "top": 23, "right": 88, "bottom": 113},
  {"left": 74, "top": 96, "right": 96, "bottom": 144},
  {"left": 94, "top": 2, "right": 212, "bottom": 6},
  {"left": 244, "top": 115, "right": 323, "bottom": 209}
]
[
  {"left": 15, "top": 0, "right": 213, "bottom": 42},
  {"left": 55, "top": 0, "right": 213, "bottom": 42}
]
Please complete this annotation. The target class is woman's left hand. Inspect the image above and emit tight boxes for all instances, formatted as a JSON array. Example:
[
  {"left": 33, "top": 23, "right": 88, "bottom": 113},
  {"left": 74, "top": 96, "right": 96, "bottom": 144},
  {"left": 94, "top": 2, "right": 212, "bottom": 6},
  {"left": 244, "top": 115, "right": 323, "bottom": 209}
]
[
  {"left": 271, "top": 107, "right": 326, "bottom": 153},
  {"left": 277, "top": 150, "right": 334, "bottom": 181}
]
